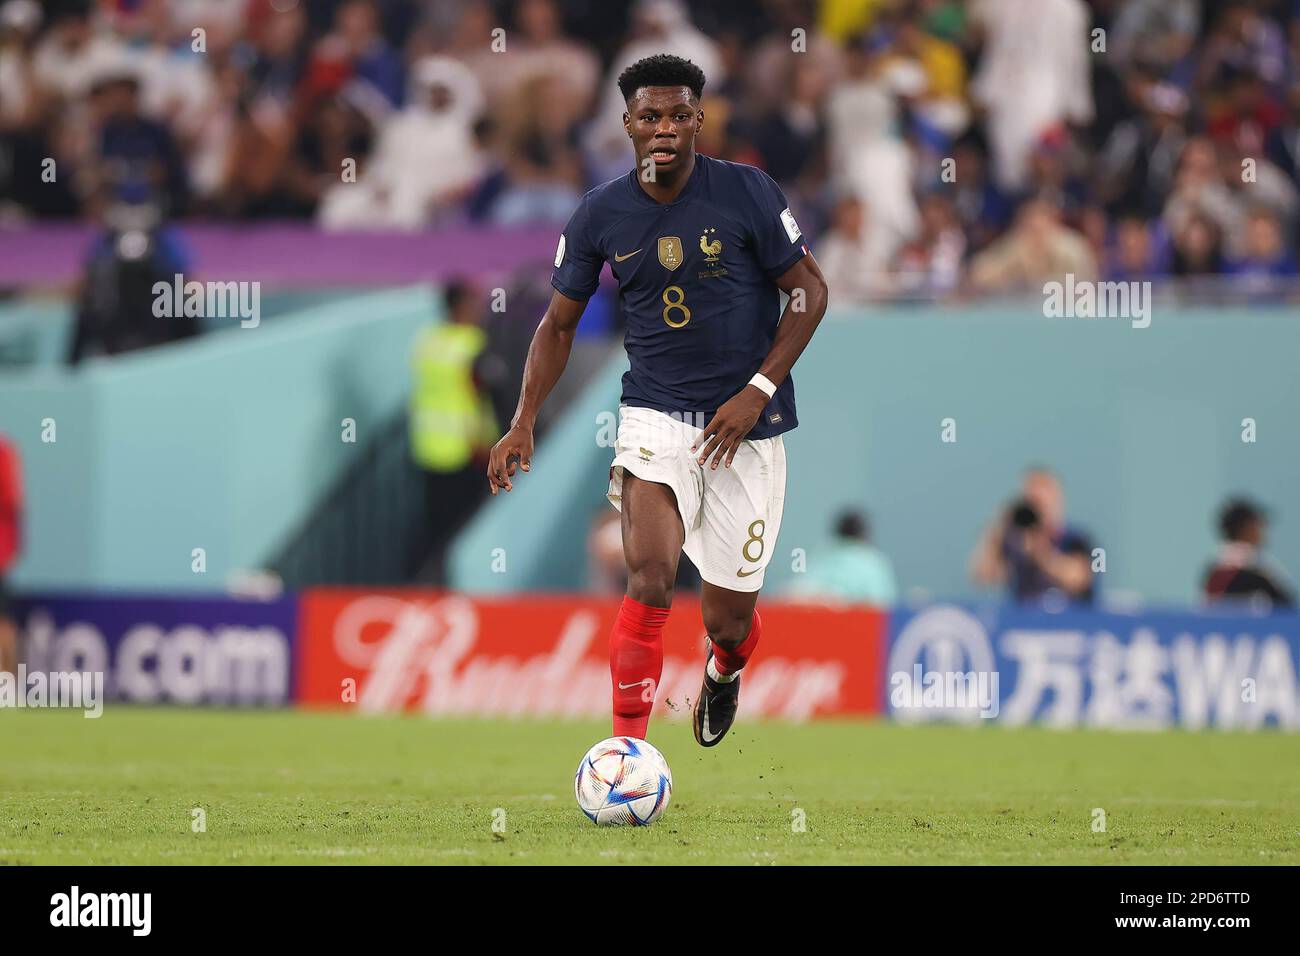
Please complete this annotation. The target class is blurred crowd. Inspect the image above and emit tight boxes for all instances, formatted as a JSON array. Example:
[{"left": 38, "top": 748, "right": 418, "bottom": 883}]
[{"left": 1, "top": 0, "right": 1299, "bottom": 301}]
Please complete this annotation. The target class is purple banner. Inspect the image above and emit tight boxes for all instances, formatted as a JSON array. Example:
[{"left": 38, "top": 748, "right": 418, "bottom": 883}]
[
  {"left": 13, "top": 593, "right": 298, "bottom": 706},
  {"left": 0, "top": 223, "right": 559, "bottom": 286}
]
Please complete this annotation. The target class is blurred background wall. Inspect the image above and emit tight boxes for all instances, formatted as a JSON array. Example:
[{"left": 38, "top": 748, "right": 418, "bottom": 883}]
[
  {"left": 0, "top": 287, "right": 435, "bottom": 589},
  {"left": 453, "top": 301, "right": 1300, "bottom": 605}
]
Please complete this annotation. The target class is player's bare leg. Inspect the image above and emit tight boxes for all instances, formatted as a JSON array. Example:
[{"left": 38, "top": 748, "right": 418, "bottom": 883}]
[
  {"left": 608, "top": 473, "right": 683, "bottom": 739},
  {"left": 693, "top": 582, "right": 761, "bottom": 746},
  {"left": 620, "top": 473, "right": 683, "bottom": 608}
]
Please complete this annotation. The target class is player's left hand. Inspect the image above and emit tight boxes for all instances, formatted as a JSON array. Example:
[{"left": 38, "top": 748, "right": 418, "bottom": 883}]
[{"left": 691, "top": 386, "right": 769, "bottom": 470}]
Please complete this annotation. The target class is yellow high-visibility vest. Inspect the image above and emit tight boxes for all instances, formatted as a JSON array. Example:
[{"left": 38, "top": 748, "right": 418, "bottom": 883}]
[{"left": 410, "top": 323, "right": 494, "bottom": 472}]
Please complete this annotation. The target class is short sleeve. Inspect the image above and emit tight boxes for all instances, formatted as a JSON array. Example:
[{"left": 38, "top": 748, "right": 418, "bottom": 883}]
[
  {"left": 743, "top": 168, "right": 807, "bottom": 279},
  {"left": 550, "top": 194, "right": 603, "bottom": 302}
]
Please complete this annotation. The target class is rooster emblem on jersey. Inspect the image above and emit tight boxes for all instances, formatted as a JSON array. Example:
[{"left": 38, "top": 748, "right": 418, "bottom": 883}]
[{"left": 699, "top": 227, "right": 722, "bottom": 263}]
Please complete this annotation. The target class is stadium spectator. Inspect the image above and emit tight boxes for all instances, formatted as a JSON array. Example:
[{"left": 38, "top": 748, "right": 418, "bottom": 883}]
[
  {"left": 272, "top": 86, "right": 375, "bottom": 220},
  {"left": 891, "top": 13, "right": 969, "bottom": 137},
  {"left": 1225, "top": 206, "right": 1297, "bottom": 298},
  {"left": 303, "top": 0, "right": 405, "bottom": 112},
  {"left": 744, "top": 7, "right": 844, "bottom": 115},
  {"left": 410, "top": 279, "right": 497, "bottom": 585},
  {"left": 970, "top": 467, "right": 1096, "bottom": 605},
  {"left": 691, "top": 91, "right": 763, "bottom": 170},
  {"left": 0, "top": 0, "right": 42, "bottom": 129},
  {"left": 968, "top": 196, "right": 1097, "bottom": 292},
  {"left": 1163, "top": 137, "right": 1246, "bottom": 257},
  {"left": 1216, "top": 144, "right": 1298, "bottom": 242},
  {"left": 787, "top": 510, "right": 897, "bottom": 607},
  {"left": 1197, "top": 3, "right": 1289, "bottom": 94},
  {"left": 508, "top": 0, "right": 600, "bottom": 131},
  {"left": 32, "top": 2, "right": 129, "bottom": 104},
  {"left": 893, "top": 191, "right": 965, "bottom": 298},
  {"left": 1108, "top": 0, "right": 1200, "bottom": 74},
  {"left": 1105, "top": 216, "right": 1167, "bottom": 282},
  {"left": 0, "top": 0, "right": 81, "bottom": 218},
  {"left": 318, "top": 55, "right": 483, "bottom": 229},
  {"left": 91, "top": 73, "right": 188, "bottom": 215},
  {"left": 482, "top": 70, "right": 585, "bottom": 226},
  {"left": 1170, "top": 210, "right": 1226, "bottom": 276},
  {"left": 1095, "top": 80, "right": 1189, "bottom": 221},
  {"left": 1203, "top": 498, "right": 1295, "bottom": 609},
  {"left": 0, "top": 432, "right": 20, "bottom": 678},
  {"left": 946, "top": 133, "right": 1013, "bottom": 252},
  {"left": 825, "top": 32, "right": 918, "bottom": 266},
  {"left": 816, "top": 194, "right": 891, "bottom": 304},
  {"left": 1264, "top": 83, "right": 1300, "bottom": 188},
  {"left": 3, "top": 0, "right": 1300, "bottom": 298},
  {"left": 750, "top": 56, "right": 828, "bottom": 188},
  {"left": 1021, "top": 127, "right": 1091, "bottom": 225},
  {"left": 968, "top": 0, "right": 1093, "bottom": 192},
  {"left": 431, "top": 0, "right": 504, "bottom": 108}
]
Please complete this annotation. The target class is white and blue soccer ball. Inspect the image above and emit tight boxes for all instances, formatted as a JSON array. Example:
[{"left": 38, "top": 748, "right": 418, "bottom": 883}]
[{"left": 574, "top": 737, "right": 672, "bottom": 826}]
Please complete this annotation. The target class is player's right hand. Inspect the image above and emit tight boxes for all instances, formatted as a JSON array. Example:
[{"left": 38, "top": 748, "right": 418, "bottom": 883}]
[{"left": 486, "top": 425, "right": 533, "bottom": 495}]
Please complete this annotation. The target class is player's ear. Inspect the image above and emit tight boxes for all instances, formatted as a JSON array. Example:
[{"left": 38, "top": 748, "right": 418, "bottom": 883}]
[
  {"left": 623, "top": 111, "right": 631, "bottom": 138},
  {"left": 695, "top": 107, "right": 704, "bottom": 134}
]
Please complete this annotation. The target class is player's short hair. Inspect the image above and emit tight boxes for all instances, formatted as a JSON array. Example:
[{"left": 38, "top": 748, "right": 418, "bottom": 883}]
[
  {"left": 835, "top": 510, "right": 869, "bottom": 542},
  {"left": 1219, "top": 497, "right": 1264, "bottom": 541},
  {"left": 617, "top": 54, "right": 706, "bottom": 103}
]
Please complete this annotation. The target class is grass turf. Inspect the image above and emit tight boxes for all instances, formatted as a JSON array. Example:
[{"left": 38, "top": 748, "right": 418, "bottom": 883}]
[{"left": 1, "top": 707, "right": 1297, "bottom": 865}]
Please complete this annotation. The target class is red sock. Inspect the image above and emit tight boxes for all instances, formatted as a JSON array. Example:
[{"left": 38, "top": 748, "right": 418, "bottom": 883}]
[
  {"left": 609, "top": 595, "right": 669, "bottom": 739},
  {"left": 712, "top": 610, "right": 761, "bottom": 676}
]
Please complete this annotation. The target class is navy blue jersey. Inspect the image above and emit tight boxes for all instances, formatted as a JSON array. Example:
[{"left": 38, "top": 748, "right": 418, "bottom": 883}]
[{"left": 551, "top": 154, "right": 808, "bottom": 439}]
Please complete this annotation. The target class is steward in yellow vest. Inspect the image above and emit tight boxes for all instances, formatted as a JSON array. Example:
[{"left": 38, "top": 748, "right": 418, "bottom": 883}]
[{"left": 410, "top": 310, "right": 497, "bottom": 473}]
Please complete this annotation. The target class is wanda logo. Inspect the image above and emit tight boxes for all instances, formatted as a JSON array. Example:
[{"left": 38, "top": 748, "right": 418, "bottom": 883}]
[{"left": 320, "top": 594, "right": 850, "bottom": 720}]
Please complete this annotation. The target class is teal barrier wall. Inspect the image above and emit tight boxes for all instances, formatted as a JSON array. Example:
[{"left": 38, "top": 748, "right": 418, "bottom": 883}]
[
  {"left": 0, "top": 291, "right": 361, "bottom": 370},
  {"left": 450, "top": 354, "right": 627, "bottom": 593},
  {"left": 0, "top": 285, "right": 437, "bottom": 590},
  {"left": 451, "top": 303, "right": 1300, "bottom": 606},
  {"left": 0, "top": 300, "right": 73, "bottom": 367}
]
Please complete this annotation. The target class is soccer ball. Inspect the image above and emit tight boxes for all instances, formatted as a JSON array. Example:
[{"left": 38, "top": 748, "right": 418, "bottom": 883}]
[{"left": 574, "top": 736, "right": 673, "bottom": 826}]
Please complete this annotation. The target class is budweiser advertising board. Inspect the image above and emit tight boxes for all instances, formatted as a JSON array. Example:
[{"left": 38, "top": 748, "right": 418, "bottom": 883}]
[{"left": 297, "top": 590, "right": 886, "bottom": 720}]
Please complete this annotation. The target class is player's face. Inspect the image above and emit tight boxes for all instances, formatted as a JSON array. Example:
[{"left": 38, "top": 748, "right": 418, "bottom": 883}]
[{"left": 623, "top": 86, "right": 702, "bottom": 178}]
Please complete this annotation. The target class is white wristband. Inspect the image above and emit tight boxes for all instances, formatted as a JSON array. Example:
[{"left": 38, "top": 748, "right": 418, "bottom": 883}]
[{"left": 748, "top": 373, "right": 777, "bottom": 399}]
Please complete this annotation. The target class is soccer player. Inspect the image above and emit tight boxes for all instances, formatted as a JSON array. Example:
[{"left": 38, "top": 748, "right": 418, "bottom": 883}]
[{"left": 486, "top": 54, "right": 828, "bottom": 747}]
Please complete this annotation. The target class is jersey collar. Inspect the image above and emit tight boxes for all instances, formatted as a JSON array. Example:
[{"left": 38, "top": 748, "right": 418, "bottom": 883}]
[{"left": 628, "top": 153, "right": 705, "bottom": 207}]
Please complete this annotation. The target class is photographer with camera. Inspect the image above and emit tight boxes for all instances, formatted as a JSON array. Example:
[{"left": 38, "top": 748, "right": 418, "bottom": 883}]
[{"left": 970, "top": 466, "right": 1096, "bottom": 605}]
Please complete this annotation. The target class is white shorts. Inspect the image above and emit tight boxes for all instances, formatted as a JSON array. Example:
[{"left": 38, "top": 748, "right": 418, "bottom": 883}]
[{"left": 606, "top": 405, "right": 787, "bottom": 592}]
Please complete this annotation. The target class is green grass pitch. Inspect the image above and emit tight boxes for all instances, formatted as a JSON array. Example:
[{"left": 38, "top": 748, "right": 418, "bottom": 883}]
[{"left": 1, "top": 707, "right": 1297, "bottom": 865}]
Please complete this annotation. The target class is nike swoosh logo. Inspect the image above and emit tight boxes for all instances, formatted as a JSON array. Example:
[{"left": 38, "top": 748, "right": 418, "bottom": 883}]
[
  {"left": 736, "top": 567, "right": 760, "bottom": 578},
  {"left": 617, "top": 679, "right": 654, "bottom": 690},
  {"left": 700, "top": 696, "right": 723, "bottom": 743},
  {"left": 614, "top": 249, "right": 641, "bottom": 262}
]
